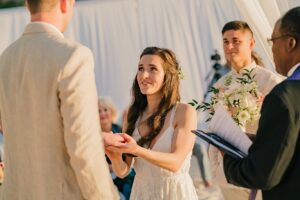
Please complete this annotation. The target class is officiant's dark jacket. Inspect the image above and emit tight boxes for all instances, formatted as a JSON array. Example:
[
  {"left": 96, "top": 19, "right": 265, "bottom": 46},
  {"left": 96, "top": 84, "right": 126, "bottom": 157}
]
[{"left": 224, "top": 75, "right": 300, "bottom": 200}]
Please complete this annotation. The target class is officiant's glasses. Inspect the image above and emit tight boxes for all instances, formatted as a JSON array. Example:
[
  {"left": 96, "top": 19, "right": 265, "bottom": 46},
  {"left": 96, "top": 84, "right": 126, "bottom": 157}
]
[{"left": 267, "top": 34, "right": 293, "bottom": 46}]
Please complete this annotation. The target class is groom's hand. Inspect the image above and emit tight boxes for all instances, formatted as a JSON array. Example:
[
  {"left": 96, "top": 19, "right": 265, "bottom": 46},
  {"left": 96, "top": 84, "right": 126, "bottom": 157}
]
[
  {"left": 106, "top": 133, "right": 138, "bottom": 155},
  {"left": 102, "top": 132, "right": 126, "bottom": 147}
]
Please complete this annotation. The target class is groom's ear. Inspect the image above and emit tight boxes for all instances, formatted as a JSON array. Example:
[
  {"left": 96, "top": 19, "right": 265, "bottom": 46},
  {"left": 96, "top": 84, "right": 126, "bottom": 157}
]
[{"left": 60, "top": 0, "right": 69, "bottom": 13}]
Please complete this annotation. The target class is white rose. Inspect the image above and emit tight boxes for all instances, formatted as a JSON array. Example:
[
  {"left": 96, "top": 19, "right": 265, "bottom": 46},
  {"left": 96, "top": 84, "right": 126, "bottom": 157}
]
[
  {"left": 228, "top": 93, "right": 243, "bottom": 107},
  {"left": 237, "top": 110, "right": 251, "bottom": 124},
  {"left": 245, "top": 93, "right": 257, "bottom": 108}
]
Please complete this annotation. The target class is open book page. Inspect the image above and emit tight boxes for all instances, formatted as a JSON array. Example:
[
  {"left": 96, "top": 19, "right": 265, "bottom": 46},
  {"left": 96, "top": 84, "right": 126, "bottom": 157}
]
[{"left": 208, "top": 106, "right": 252, "bottom": 154}]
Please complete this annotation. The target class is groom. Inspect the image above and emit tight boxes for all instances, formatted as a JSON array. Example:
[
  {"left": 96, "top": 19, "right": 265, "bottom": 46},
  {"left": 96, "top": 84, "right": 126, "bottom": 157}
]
[
  {"left": 223, "top": 7, "right": 300, "bottom": 200},
  {"left": 0, "top": 0, "right": 122, "bottom": 199}
]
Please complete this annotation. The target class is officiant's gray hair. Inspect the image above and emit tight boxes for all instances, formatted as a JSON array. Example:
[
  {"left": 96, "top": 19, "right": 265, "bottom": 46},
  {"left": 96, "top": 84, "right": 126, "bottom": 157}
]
[{"left": 222, "top": 21, "right": 253, "bottom": 37}]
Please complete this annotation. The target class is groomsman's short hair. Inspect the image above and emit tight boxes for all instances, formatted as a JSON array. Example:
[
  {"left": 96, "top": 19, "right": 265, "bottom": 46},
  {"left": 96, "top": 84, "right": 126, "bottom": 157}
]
[
  {"left": 280, "top": 7, "right": 300, "bottom": 42},
  {"left": 222, "top": 21, "right": 253, "bottom": 37},
  {"left": 26, "top": 0, "right": 59, "bottom": 14}
]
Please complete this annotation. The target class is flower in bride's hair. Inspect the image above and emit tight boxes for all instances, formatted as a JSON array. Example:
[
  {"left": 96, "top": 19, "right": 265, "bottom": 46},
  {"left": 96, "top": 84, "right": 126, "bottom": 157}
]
[{"left": 178, "top": 67, "right": 184, "bottom": 80}]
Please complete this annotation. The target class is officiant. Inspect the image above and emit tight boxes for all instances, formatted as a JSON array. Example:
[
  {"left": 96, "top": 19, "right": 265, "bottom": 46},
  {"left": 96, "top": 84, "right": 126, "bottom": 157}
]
[{"left": 223, "top": 7, "right": 300, "bottom": 200}]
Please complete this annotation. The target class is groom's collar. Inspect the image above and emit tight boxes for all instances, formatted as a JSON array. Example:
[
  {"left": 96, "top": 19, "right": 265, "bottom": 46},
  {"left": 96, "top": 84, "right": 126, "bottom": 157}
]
[{"left": 23, "top": 22, "right": 64, "bottom": 38}]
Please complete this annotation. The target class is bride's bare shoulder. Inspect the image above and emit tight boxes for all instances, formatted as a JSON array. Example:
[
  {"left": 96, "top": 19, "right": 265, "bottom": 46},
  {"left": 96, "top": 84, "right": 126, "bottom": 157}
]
[{"left": 174, "top": 103, "right": 196, "bottom": 119}]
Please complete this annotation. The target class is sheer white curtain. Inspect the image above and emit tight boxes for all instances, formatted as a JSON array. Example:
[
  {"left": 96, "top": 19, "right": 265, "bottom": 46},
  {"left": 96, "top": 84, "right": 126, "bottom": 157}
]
[
  {"left": 67, "top": 0, "right": 141, "bottom": 112},
  {"left": 235, "top": 0, "right": 300, "bottom": 71},
  {"left": 259, "top": 0, "right": 281, "bottom": 26},
  {"left": 0, "top": 7, "right": 28, "bottom": 53},
  {"left": 234, "top": 0, "right": 277, "bottom": 70},
  {"left": 276, "top": 0, "right": 300, "bottom": 15},
  {"left": 0, "top": 0, "right": 298, "bottom": 116}
]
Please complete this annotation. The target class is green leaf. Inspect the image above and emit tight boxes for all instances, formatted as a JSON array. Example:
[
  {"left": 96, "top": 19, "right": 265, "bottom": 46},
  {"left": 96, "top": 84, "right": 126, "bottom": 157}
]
[
  {"left": 204, "top": 102, "right": 210, "bottom": 106},
  {"left": 188, "top": 102, "right": 195, "bottom": 106},
  {"left": 208, "top": 87, "right": 219, "bottom": 94}
]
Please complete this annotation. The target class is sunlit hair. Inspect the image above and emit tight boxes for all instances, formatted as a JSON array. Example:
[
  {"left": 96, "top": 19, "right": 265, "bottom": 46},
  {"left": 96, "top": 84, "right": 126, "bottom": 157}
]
[
  {"left": 222, "top": 20, "right": 253, "bottom": 37},
  {"left": 98, "top": 97, "right": 118, "bottom": 122},
  {"left": 280, "top": 7, "right": 300, "bottom": 43},
  {"left": 251, "top": 51, "right": 265, "bottom": 68},
  {"left": 26, "top": 0, "right": 59, "bottom": 14},
  {"left": 126, "top": 47, "right": 181, "bottom": 147}
]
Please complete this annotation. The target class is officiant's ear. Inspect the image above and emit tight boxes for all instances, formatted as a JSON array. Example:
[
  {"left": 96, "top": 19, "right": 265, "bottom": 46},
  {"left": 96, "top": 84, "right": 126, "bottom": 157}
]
[{"left": 287, "top": 36, "right": 297, "bottom": 51}]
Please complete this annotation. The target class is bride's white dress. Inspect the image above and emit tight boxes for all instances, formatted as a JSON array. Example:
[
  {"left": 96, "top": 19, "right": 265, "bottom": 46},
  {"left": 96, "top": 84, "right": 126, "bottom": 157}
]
[{"left": 130, "top": 106, "right": 198, "bottom": 200}]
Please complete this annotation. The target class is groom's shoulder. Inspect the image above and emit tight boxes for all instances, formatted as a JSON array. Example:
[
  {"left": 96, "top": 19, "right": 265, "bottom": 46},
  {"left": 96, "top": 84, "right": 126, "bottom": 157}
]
[
  {"left": 34, "top": 36, "right": 94, "bottom": 67},
  {"left": 55, "top": 37, "right": 92, "bottom": 56}
]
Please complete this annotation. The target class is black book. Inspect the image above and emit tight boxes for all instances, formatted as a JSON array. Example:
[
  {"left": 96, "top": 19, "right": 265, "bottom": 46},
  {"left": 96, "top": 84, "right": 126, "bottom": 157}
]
[{"left": 192, "top": 130, "right": 247, "bottom": 159}]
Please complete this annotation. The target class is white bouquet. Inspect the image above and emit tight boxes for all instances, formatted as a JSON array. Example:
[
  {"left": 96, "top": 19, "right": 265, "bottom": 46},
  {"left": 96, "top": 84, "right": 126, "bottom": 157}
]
[{"left": 191, "top": 69, "right": 263, "bottom": 131}]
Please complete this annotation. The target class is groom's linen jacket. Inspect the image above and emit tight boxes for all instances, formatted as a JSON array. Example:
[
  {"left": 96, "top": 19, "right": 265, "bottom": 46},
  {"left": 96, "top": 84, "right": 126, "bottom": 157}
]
[
  {"left": 224, "top": 67, "right": 300, "bottom": 200},
  {"left": 0, "top": 23, "right": 118, "bottom": 200}
]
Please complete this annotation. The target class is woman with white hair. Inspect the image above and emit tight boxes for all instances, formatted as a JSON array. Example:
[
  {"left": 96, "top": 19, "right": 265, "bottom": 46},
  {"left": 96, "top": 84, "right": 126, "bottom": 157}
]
[{"left": 98, "top": 97, "right": 122, "bottom": 133}]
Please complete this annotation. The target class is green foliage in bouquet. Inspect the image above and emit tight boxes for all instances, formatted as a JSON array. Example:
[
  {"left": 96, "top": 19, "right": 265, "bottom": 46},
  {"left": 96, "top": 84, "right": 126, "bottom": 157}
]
[{"left": 190, "top": 69, "right": 263, "bottom": 128}]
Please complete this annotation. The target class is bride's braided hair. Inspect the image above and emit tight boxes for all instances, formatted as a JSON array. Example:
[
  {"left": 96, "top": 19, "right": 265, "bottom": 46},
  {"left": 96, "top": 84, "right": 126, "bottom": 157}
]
[{"left": 126, "top": 47, "right": 181, "bottom": 147}]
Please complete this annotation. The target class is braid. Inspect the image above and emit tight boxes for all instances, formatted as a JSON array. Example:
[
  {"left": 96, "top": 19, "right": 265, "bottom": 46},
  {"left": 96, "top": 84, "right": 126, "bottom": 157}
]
[{"left": 138, "top": 100, "right": 174, "bottom": 147}]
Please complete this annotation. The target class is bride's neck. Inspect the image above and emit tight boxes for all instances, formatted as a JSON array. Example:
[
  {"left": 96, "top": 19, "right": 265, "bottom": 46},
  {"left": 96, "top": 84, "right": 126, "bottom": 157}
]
[{"left": 145, "top": 94, "right": 161, "bottom": 114}]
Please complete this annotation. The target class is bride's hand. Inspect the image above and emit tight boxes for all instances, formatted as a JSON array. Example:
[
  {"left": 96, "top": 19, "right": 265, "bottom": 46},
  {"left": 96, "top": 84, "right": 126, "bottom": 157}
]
[
  {"left": 106, "top": 133, "right": 139, "bottom": 155},
  {"left": 105, "top": 147, "right": 122, "bottom": 161}
]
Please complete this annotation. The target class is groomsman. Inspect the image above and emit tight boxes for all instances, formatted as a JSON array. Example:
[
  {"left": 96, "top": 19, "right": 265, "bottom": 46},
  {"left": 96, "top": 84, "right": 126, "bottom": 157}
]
[
  {"left": 208, "top": 20, "right": 283, "bottom": 200},
  {"left": 0, "top": 0, "right": 122, "bottom": 199},
  {"left": 223, "top": 7, "right": 300, "bottom": 200}
]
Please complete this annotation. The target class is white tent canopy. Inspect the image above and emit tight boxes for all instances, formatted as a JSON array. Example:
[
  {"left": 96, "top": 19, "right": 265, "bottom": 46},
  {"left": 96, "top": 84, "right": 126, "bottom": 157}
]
[{"left": 0, "top": 0, "right": 299, "bottom": 119}]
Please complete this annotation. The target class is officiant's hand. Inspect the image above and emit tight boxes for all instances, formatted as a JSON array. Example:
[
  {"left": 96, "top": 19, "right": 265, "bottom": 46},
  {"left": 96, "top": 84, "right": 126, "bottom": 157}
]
[{"left": 106, "top": 133, "right": 139, "bottom": 156}]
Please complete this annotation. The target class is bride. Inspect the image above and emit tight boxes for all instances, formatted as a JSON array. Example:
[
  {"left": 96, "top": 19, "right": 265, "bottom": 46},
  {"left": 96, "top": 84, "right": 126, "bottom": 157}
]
[{"left": 106, "top": 47, "right": 198, "bottom": 200}]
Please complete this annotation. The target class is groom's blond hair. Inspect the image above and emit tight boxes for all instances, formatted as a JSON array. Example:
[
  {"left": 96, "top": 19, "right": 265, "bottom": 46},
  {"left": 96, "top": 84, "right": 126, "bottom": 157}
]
[{"left": 26, "top": 0, "right": 59, "bottom": 14}]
